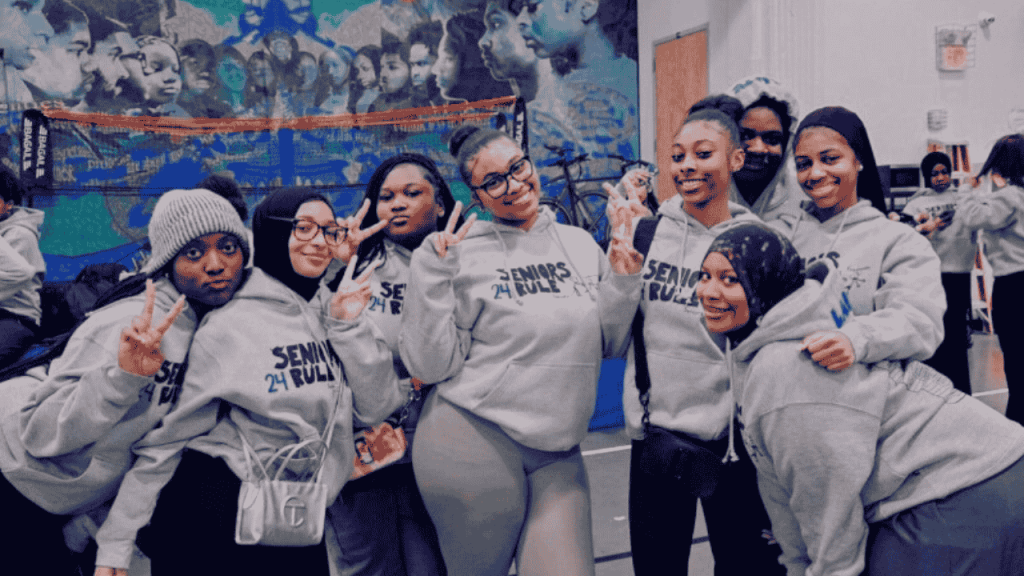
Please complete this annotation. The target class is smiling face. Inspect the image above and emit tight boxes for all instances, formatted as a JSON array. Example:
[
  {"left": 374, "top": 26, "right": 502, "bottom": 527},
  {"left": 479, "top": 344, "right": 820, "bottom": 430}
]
[
  {"left": 0, "top": 0, "right": 52, "bottom": 70},
  {"left": 289, "top": 200, "right": 335, "bottom": 278},
  {"left": 469, "top": 137, "right": 541, "bottom": 229},
  {"left": 431, "top": 37, "right": 459, "bottom": 99},
  {"left": 172, "top": 232, "right": 246, "bottom": 307},
  {"left": 794, "top": 126, "right": 860, "bottom": 214},
  {"left": 515, "top": 0, "right": 585, "bottom": 59},
  {"left": 378, "top": 52, "right": 409, "bottom": 94},
  {"left": 377, "top": 163, "right": 444, "bottom": 247},
  {"left": 671, "top": 120, "right": 745, "bottom": 211},
  {"left": 696, "top": 252, "right": 750, "bottom": 334},
  {"left": 127, "top": 41, "right": 182, "bottom": 105},
  {"left": 480, "top": 2, "right": 536, "bottom": 81}
]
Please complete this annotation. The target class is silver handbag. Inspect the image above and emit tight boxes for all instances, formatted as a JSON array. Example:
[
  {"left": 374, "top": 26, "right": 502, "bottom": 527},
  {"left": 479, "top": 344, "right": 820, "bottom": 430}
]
[{"left": 234, "top": 393, "right": 340, "bottom": 547}]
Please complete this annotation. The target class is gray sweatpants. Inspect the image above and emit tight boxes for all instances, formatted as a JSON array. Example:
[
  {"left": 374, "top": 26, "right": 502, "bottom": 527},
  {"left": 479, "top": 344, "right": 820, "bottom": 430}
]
[
  {"left": 866, "top": 455, "right": 1024, "bottom": 575},
  {"left": 412, "top": 390, "right": 596, "bottom": 576}
]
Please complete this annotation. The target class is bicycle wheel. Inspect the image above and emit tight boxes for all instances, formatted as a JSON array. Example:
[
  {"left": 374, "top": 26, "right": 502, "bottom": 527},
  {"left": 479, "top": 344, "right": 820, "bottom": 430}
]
[
  {"left": 575, "top": 191, "right": 611, "bottom": 249},
  {"left": 540, "top": 197, "right": 574, "bottom": 227}
]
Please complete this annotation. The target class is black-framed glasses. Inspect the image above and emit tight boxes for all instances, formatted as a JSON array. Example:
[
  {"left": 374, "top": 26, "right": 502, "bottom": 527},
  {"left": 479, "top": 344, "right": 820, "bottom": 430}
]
[
  {"left": 473, "top": 156, "right": 534, "bottom": 199},
  {"left": 739, "top": 128, "right": 785, "bottom": 148},
  {"left": 268, "top": 216, "right": 346, "bottom": 246}
]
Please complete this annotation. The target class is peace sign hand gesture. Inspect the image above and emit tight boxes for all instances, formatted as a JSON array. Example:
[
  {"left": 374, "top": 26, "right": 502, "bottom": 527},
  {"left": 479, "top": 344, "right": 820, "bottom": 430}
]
[
  {"left": 119, "top": 279, "right": 186, "bottom": 377},
  {"left": 330, "top": 253, "right": 383, "bottom": 320},
  {"left": 608, "top": 223, "right": 644, "bottom": 275},
  {"left": 432, "top": 201, "right": 477, "bottom": 258},
  {"left": 334, "top": 199, "right": 391, "bottom": 264},
  {"left": 604, "top": 179, "right": 651, "bottom": 231}
]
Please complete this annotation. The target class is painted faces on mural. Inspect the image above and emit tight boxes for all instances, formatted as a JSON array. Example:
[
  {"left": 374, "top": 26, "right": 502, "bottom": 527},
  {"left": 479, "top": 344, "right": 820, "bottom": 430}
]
[
  {"left": 82, "top": 31, "right": 140, "bottom": 102},
  {"left": 126, "top": 40, "right": 182, "bottom": 106},
  {"left": 408, "top": 43, "right": 434, "bottom": 87},
  {"left": 431, "top": 34, "right": 458, "bottom": 99},
  {"left": 516, "top": 0, "right": 588, "bottom": 59},
  {"left": 794, "top": 126, "right": 861, "bottom": 213},
  {"left": 737, "top": 106, "right": 786, "bottom": 181},
  {"left": 182, "top": 53, "right": 214, "bottom": 93},
  {"left": 249, "top": 54, "right": 276, "bottom": 89},
  {"left": 21, "top": 18, "right": 90, "bottom": 101},
  {"left": 671, "top": 120, "right": 745, "bottom": 210},
  {"left": 322, "top": 50, "right": 349, "bottom": 89},
  {"left": 218, "top": 55, "right": 247, "bottom": 94},
  {"left": 354, "top": 54, "right": 377, "bottom": 89},
  {"left": 0, "top": 0, "right": 54, "bottom": 70},
  {"left": 268, "top": 35, "right": 294, "bottom": 64},
  {"left": 379, "top": 52, "right": 409, "bottom": 94},
  {"left": 480, "top": 1, "right": 537, "bottom": 82},
  {"left": 296, "top": 52, "right": 318, "bottom": 91}
]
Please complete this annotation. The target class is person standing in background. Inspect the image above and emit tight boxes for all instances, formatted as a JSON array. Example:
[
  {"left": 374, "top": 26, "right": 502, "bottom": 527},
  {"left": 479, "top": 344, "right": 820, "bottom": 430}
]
[{"left": 0, "top": 165, "right": 45, "bottom": 365}]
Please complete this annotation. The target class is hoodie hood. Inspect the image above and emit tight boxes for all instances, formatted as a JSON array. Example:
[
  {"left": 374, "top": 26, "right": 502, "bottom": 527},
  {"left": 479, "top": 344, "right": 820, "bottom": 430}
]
[
  {"left": 728, "top": 76, "right": 801, "bottom": 218},
  {"left": 731, "top": 261, "right": 849, "bottom": 363},
  {"left": 657, "top": 193, "right": 758, "bottom": 229},
  {"left": 0, "top": 206, "right": 44, "bottom": 239}
]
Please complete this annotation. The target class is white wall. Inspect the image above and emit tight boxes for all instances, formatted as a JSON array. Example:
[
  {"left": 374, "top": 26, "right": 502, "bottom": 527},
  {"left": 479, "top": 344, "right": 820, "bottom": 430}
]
[
  {"left": 639, "top": 0, "right": 1024, "bottom": 170},
  {"left": 637, "top": 0, "right": 710, "bottom": 163}
]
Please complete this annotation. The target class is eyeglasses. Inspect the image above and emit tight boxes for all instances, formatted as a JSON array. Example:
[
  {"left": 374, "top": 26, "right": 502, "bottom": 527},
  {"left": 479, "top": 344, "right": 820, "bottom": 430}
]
[
  {"left": 739, "top": 128, "right": 785, "bottom": 148},
  {"left": 473, "top": 156, "right": 534, "bottom": 199},
  {"left": 268, "top": 217, "right": 346, "bottom": 246}
]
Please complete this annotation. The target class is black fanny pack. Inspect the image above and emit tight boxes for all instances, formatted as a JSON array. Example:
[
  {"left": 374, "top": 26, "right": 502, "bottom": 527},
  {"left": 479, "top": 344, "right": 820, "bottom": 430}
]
[{"left": 637, "top": 426, "right": 724, "bottom": 498}]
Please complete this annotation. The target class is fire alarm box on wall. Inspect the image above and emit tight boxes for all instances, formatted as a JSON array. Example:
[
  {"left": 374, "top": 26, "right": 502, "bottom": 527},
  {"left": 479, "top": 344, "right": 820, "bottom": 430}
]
[{"left": 936, "top": 25, "right": 976, "bottom": 71}]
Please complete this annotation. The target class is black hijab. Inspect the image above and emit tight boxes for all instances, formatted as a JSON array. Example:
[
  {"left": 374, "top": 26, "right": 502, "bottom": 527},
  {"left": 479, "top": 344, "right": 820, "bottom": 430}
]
[
  {"left": 920, "top": 151, "right": 952, "bottom": 190},
  {"left": 795, "top": 106, "right": 887, "bottom": 214},
  {"left": 704, "top": 223, "right": 804, "bottom": 345},
  {"left": 252, "top": 187, "right": 334, "bottom": 301}
]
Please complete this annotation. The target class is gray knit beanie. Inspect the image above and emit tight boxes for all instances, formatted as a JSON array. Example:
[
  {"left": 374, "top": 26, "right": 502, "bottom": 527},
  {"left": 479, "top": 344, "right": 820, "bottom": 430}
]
[{"left": 141, "top": 188, "right": 251, "bottom": 275}]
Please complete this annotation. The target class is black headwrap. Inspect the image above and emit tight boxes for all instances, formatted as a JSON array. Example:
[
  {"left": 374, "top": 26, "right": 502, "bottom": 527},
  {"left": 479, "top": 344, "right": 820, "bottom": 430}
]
[
  {"left": 252, "top": 187, "right": 334, "bottom": 301},
  {"left": 795, "top": 106, "right": 887, "bottom": 214},
  {"left": 704, "top": 223, "right": 804, "bottom": 344},
  {"left": 920, "top": 151, "right": 952, "bottom": 190}
]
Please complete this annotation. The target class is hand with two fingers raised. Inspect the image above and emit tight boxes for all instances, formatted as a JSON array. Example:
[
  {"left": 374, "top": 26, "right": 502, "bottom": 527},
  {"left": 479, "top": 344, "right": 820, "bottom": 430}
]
[
  {"left": 799, "top": 330, "right": 856, "bottom": 372},
  {"left": 330, "top": 253, "right": 384, "bottom": 320},
  {"left": 603, "top": 175, "right": 651, "bottom": 225},
  {"left": 431, "top": 201, "right": 477, "bottom": 258},
  {"left": 118, "top": 279, "right": 187, "bottom": 377},
  {"left": 608, "top": 224, "right": 644, "bottom": 275},
  {"left": 333, "top": 199, "right": 391, "bottom": 264}
]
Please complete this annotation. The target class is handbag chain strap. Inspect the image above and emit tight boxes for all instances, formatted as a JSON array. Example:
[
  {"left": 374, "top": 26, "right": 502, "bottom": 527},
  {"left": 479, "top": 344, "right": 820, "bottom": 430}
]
[{"left": 394, "top": 378, "right": 424, "bottom": 427}]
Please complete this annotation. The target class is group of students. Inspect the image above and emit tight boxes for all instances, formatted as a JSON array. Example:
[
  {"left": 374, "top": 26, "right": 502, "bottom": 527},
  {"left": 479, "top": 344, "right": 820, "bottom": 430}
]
[{"left": 2, "top": 75, "right": 1024, "bottom": 576}]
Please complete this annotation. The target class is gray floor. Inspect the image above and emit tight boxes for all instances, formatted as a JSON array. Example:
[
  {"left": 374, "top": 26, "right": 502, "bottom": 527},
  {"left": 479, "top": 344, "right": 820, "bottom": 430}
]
[
  {"left": 127, "top": 334, "right": 1009, "bottom": 576},
  {"left": 581, "top": 332, "right": 1009, "bottom": 576}
]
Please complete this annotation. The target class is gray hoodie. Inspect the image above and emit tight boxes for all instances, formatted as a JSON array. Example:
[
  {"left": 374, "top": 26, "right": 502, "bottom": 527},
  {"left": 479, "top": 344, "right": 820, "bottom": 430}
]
[
  {"left": 0, "top": 206, "right": 45, "bottom": 323},
  {"left": 622, "top": 196, "right": 761, "bottom": 441},
  {"left": 902, "top": 186, "right": 975, "bottom": 273},
  {"left": 728, "top": 76, "right": 804, "bottom": 230},
  {"left": 780, "top": 199, "right": 944, "bottom": 364},
  {"left": 956, "top": 183, "right": 1024, "bottom": 277},
  {"left": 399, "top": 208, "right": 641, "bottom": 452},
  {"left": 729, "top": 266, "right": 1024, "bottom": 576},
  {"left": 95, "top": 268, "right": 402, "bottom": 569},
  {"left": 0, "top": 277, "right": 194, "bottom": 515}
]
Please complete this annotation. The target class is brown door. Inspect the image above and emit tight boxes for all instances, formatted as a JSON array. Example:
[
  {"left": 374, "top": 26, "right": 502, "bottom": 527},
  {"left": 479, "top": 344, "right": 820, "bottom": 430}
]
[{"left": 654, "top": 29, "right": 708, "bottom": 204}]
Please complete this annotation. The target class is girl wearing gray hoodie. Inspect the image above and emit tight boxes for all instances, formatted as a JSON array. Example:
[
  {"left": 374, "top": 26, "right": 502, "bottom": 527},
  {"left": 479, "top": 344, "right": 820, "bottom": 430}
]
[
  {"left": 0, "top": 165, "right": 45, "bottom": 365},
  {"left": 697, "top": 222, "right": 1024, "bottom": 576},
  {"left": 781, "top": 107, "right": 944, "bottom": 372},
  {"left": 622, "top": 95, "right": 785, "bottom": 576},
  {"left": 400, "top": 126, "right": 641, "bottom": 576}
]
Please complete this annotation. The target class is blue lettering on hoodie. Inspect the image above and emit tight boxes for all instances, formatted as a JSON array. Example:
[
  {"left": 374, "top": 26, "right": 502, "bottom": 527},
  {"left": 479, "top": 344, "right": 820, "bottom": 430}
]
[
  {"left": 491, "top": 261, "right": 583, "bottom": 300},
  {"left": 830, "top": 292, "right": 854, "bottom": 328},
  {"left": 642, "top": 258, "right": 702, "bottom": 309},
  {"left": 265, "top": 339, "right": 342, "bottom": 392}
]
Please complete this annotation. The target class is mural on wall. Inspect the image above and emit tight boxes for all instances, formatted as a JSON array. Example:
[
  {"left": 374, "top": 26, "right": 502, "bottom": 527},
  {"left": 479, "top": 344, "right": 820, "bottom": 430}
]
[{"left": 0, "top": 0, "right": 638, "bottom": 279}]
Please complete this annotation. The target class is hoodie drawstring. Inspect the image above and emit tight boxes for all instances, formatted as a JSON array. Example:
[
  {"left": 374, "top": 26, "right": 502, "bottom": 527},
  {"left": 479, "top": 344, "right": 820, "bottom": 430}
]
[
  {"left": 826, "top": 206, "right": 852, "bottom": 255},
  {"left": 722, "top": 339, "right": 740, "bottom": 464},
  {"left": 548, "top": 222, "right": 597, "bottom": 302}
]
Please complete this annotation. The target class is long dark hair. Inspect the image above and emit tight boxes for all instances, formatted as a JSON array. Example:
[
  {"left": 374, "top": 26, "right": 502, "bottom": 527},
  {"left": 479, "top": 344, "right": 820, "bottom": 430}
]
[
  {"left": 978, "top": 134, "right": 1024, "bottom": 189},
  {"left": 348, "top": 45, "right": 382, "bottom": 113},
  {"left": 442, "top": 11, "right": 513, "bottom": 102},
  {"left": 348, "top": 153, "right": 463, "bottom": 277}
]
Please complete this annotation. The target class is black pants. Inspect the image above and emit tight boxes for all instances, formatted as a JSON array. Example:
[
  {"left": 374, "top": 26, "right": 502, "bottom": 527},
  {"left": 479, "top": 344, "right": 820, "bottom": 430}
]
[
  {"left": 993, "top": 270, "right": 1024, "bottom": 425},
  {"left": 923, "top": 272, "right": 973, "bottom": 394},
  {"left": 0, "top": 314, "right": 37, "bottom": 366},
  {"left": 139, "top": 450, "right": 329, "bottom": 576},
  {"left": 628, "top": 427, "right": 785, "bottom": 576},
  {"left": 0, "top": 470, "right": 77, "bottom": 575}
]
